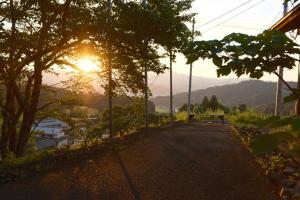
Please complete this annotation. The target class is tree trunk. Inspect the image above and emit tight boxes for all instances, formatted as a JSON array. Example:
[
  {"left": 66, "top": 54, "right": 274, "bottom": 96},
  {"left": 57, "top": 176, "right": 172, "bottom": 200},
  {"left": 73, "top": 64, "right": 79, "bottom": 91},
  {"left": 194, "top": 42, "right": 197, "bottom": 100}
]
[
  {"left": 296, "top": 100, "right": 300, "bottom": 116},
  {"left": 296, "top": 58, "right": 300, "bottom": 116},
  {"left": 16, "top": 70, "right": 42, "bottom": 157},
  {"left": 0, "top": 84, "right": 16, "bottom": 159}
]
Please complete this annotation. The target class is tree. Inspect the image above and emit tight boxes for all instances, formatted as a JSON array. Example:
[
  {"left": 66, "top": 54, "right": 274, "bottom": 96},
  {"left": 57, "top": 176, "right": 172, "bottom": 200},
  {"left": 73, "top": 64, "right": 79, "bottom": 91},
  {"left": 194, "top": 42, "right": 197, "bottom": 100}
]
[
  {"left": 201, "top": 96, "right": 210, "bottom": 111},
  {"left": 186, "top": 30, "right": 300, "bottom": 115},
  {"left": 238, "top": 104, "right": 247, "bottom": 113},
  {"left": 155, "top": 0, "right": 195, "bottom": 121},
  {"left": 0, "top": 0, "right": 95, "bottom": 158},
  {"left": 209, "top": 95, "right": 219, "bottom": 112}
]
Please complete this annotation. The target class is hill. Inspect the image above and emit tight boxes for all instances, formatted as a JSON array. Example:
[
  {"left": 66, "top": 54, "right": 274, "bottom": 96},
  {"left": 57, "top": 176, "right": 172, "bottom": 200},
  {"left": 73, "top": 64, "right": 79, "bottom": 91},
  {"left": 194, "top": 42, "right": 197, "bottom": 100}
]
[
  {"left": 151, "top": 80, "right": 297, "bottom": 113},
  {"left": 43, "top": 71, "right": 242, "bottom": 97},
  {"left": 147, "top": 72, "right": 242, "bottom": 96}
]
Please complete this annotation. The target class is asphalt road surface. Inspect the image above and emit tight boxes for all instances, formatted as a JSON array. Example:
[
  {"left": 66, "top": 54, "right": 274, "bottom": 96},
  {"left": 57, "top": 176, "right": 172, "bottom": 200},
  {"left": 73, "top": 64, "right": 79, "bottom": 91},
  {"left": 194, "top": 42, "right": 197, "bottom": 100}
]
[{"left": 0, "top": 123, "right": 279, "bottom": 200}]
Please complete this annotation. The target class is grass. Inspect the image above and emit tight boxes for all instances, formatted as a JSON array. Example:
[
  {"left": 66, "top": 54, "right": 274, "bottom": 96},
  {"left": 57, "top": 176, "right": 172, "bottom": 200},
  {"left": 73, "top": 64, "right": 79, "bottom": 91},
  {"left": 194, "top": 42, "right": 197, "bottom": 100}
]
[{"left": 230, "top": 111, "right": 300, "bottom": 156}]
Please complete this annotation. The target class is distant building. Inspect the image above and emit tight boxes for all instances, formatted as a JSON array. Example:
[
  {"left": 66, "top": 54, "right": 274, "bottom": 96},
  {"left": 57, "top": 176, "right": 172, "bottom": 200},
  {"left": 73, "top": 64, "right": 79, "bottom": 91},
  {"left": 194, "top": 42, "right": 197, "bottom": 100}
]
[{"left": 33, "top": 118, "right": 70, "bottom": 150}]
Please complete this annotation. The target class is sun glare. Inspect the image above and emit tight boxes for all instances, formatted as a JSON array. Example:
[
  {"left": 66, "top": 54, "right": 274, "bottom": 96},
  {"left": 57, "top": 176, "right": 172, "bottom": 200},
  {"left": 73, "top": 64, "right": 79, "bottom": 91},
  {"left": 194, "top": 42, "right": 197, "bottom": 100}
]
[{"left": 77, "top": 57, "right": 99, "bottom": 73}]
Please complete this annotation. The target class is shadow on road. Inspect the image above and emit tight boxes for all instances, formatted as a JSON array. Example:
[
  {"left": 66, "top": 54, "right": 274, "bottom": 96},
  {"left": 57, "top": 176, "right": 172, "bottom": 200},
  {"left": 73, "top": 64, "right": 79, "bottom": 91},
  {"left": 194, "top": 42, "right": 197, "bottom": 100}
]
[{"left": 114, "top": 151, "right": 141, "bottom": 200}]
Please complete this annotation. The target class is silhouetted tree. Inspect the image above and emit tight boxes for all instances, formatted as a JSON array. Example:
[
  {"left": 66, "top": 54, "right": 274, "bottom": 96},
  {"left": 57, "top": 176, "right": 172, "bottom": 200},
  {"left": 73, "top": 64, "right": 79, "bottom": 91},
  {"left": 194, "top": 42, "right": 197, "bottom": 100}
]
[
  {"left": 179, "top": 103, "right": 195, "bottom": 112},
  {"left": 210, "top": 95, "right": 219, "bottom": 112},
  {"left": 201, "top": 96, "right": 210, "bottom": 111},
  {"left": 238, "top": 104, "right": 247, "bottom": 113}
]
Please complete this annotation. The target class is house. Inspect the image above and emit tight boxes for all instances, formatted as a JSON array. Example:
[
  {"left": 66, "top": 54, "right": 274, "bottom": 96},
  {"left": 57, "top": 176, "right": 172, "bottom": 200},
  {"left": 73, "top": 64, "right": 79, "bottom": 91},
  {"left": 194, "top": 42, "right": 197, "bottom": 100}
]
[{"left": 33, "top": 118, "right": 70, "bottom": 150}]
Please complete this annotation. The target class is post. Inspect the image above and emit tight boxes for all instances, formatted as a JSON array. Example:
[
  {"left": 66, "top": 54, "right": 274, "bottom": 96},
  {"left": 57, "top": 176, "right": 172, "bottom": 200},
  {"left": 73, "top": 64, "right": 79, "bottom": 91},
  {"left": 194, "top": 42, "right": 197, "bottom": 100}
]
[
  {"left": 187, "top": 18, "right": 195, "bottom": 120},
  {"left": 296, "top": 57, "right": 300, "bottom": 116},
  {"left": 143, "top": 0, "right": 149, "bottom": 129},
  {"left": 170, "top": 50, "right": 173, "bottom": 122},
  {"left": 275, "top": 1, "right": 288, "bottom": 116},
  {"left": 108, "top": 0, "right": 113, "bottom": 139}
]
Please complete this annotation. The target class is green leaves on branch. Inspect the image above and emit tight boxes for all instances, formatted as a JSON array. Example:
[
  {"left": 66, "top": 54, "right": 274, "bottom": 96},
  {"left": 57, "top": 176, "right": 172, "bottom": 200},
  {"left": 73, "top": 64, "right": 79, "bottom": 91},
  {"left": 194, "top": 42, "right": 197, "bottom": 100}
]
[
  {"left": 284, "top": 89, "right": 300, "bottom": 103},
  {"left": 187, "top": 30, "right": 300, "bottom": 77},
  {"left": 186, "top": 30, "right": 300, "bottom": 79},
  {"left": 185, "top": 30, "right": 300, "bottom": 101}
]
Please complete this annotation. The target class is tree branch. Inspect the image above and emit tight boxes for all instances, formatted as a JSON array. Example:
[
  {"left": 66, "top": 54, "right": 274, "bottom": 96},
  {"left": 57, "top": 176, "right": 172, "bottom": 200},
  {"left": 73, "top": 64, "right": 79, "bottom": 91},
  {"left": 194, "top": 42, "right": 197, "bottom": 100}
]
[
  {"left": 273, "top": 71, "right": 295, "bottom": 92},
  {"left": 36, "top": 102, "right": 54, "bottom": 112},
  {"left": 54, "top": 59, "right": 81, "bottom": 71}
]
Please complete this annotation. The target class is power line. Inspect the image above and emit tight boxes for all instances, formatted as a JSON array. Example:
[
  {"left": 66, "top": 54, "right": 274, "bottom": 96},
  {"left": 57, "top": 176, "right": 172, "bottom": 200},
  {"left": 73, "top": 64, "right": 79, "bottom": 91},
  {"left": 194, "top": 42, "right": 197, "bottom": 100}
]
[
  {"left": 149, "top": 74, "right": 159, "bottom": 87},
  {"left": 218, "top": 24, "right": 264, "bottom": 31},
  {"left": 202, "top": 0, "right": 267, "bottom": 34},
  {"left": 195, "top": 0, "right": 255, "bottom": 30},
  {"left": 269, "top": 8, "right": 283, "bottom": 28}
]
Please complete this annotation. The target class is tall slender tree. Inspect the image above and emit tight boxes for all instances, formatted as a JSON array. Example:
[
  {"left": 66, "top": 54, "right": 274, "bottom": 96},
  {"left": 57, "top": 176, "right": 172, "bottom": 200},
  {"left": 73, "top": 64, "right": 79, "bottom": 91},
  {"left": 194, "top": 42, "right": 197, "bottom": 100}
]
[{"left": 155, "top": 0, "right": 195, "bottom": 121}]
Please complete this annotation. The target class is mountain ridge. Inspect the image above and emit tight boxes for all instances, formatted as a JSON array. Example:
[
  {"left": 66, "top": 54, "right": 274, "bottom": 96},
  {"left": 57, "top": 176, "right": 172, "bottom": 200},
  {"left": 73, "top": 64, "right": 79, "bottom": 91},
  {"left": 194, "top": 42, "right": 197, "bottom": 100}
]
[{"left": 151, "top": 80, "right": 297, "bottom": 112}]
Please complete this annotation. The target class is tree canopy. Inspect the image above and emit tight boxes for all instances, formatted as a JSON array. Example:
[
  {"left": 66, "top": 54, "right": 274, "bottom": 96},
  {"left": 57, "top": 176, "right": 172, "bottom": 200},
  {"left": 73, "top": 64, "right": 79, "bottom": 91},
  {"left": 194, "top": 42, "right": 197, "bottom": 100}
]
[
  {"left": 185, "top": 30, "right": 300, "bottom": 103},
  {"left": 0, "top": 0, "right": 195, "bottom": 158}
]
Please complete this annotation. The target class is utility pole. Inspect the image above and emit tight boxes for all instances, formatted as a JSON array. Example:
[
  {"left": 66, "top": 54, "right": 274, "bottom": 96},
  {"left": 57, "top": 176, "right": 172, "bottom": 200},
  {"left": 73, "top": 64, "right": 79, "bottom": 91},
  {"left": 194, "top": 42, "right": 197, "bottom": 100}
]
[
  {"left": 108, "top": 0, "right": 113, "bottom": 140},
  {"left": 275, "top": 1, "right": 288, "bottom": 116},
  {"left": 296, "top": 56, "right": 300, "bottom": 115},
  {"left": 170, "top": 50, "right": 173, "bottom": 122},
  {"left": 187, "top": 18, "right": 195, "bottom": 120},
  {"left": 142, "top": 0, "right": 149, "bottom": 129}
]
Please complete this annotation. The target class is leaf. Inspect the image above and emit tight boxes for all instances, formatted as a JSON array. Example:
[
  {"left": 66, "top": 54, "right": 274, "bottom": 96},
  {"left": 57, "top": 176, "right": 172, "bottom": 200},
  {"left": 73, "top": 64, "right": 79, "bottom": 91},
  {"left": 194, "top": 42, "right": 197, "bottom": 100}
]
[
  {"left": 251, "top": 134, "right": 278, "bottom": 155},
  {"left": 291, "top": 118, "right": 300, "bottom": 131},
  {"left": 251, "top": 132, "right": 292, "bottom": 156},
  {"left": 284, "top": 94, "right": 297, "bottom": 103},
  {"left": 212, "top": 56, "right": 222, "bottom": 67},
  {"left": 284, "top": 89, "right": 300, "bottom": 103}
]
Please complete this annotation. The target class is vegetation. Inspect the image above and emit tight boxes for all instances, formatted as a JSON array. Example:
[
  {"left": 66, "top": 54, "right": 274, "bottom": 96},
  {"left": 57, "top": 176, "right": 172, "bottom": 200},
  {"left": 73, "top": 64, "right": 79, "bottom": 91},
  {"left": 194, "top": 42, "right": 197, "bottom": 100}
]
[
  {"left": 186, "top": 30, "right": 300, "bottom": 115},
  {"left": 152, "top": 80, "right": 297, "bottom": 115},
  {"left": 178, "top": 95, "right": 231, "bottom": 114},
  {"left": 0, "top": 0, "right": 195, "bottom": 159},
  {"left": 231, "top": 111, "right": 300, "bottom": 156}
]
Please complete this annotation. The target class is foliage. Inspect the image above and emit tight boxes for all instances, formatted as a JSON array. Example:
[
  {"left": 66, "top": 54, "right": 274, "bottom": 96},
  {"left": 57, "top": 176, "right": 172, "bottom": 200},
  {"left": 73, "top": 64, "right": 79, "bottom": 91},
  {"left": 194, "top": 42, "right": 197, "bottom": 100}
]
[
  {"left": 0, "top": 0, "right": 96, "bottom": 158},
  {"left": 201, "top": 96, "right": 210, "bottom": 111},
  {"left": 251, "top": 132, "right": 293, "bottom": 155},
  {"left": 231, "top": 111, "right": 300, "bottom": 156},
  {"left": 101, "top": 99, "right": 165, "bottom": 134},
  {"left": 178, "top": 95, "right": 231, "bottom": 115},
  {"left": 185, "top": 30, "right": 300, "bottom": 105},
  {"left": 0, "top": 0, "right": 195, "bottom": 158},
  {"left": 284, "top": 0, "right": 298, "bottom": 4},
  {"left": 175, "top": 112, "right": 188, "bottom": 121},
  {"left": 178, "top": 103, "right": 194, "bottom": 112},
  {"left": 155, "top": 0, "right": 195, "bottom": 54},
  {"left": 231, "top": 111, "right": 300, "bottom": 131},
  {"left": 209, "top": 95, "right": 218, "bottom": 112},
  {"left": 238, "top": 104, "right": 247, "bottom": 113}
]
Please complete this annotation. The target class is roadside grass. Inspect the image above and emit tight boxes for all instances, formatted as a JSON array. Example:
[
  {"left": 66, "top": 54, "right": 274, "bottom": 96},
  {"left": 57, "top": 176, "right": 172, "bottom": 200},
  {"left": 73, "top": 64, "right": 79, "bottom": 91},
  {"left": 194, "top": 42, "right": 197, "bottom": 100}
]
[{"left": 230, "top": 111, "right": 300, "bottom": 156}]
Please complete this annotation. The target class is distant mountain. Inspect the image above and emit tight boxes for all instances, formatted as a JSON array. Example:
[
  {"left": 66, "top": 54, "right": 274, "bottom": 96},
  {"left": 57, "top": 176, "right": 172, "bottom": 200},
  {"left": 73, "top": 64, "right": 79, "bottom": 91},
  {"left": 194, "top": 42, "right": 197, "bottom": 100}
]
[
  {"left": 43, "top": 71, "right": 243, "bottom": 96},
  {"left": 149, "top": 72, "right": 242, "bottom": 96},
  {"left": 151, "top": 80, "right": 297, "bottom": 113}
]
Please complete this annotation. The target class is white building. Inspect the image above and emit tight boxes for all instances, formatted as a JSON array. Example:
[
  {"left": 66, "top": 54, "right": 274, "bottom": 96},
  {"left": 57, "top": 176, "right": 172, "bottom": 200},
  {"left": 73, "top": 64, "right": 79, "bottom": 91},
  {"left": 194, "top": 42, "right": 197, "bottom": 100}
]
[{"left": 33, "top": 118, "right": 70, "bottom": 149}]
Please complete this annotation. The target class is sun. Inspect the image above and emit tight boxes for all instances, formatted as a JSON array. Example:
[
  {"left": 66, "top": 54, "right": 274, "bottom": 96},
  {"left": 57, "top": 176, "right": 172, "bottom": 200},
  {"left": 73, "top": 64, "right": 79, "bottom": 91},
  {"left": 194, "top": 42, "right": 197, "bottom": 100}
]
[{"left": 77, "top": 57, "right": 99, "bottom": 72}]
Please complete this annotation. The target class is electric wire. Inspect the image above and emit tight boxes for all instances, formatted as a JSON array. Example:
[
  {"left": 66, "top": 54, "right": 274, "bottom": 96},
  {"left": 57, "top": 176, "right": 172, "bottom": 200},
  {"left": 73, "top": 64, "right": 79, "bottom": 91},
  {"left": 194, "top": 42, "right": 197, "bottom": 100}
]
[
  {"left": 201, "top": 0, "right": 267, "bottom": 34},
  {"left": 195, "top": 0, "right": 255, "bottom": 29}
]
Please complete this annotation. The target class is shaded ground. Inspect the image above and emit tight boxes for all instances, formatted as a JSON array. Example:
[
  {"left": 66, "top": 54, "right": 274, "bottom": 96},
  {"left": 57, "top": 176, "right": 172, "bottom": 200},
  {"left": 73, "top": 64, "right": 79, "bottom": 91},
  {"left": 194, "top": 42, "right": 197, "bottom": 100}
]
[{"left": 0, "top": 123, "right": 278, "bottom": 200}]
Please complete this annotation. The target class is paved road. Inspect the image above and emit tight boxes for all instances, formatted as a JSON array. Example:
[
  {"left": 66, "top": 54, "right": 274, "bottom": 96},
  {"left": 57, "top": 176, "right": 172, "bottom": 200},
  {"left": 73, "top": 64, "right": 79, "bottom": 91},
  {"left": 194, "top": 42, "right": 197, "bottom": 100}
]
[{"left": 0, "top": 123, "right": 278, "bottom": 200}]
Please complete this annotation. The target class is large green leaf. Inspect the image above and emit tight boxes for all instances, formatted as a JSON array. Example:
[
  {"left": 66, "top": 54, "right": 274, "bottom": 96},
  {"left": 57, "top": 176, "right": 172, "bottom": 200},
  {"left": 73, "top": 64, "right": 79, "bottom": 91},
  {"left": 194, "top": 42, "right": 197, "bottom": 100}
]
[
  {"left": 291, "top": 118, "right": 300, "bottom": 132},
  {"left": 251, "top": 132, "right": 293, "bottom": 155},
  {"left": 212, "top": 56, "right": 222, "bottom": 67},
  {"left": 251, "top": 134, "right": 278, "bottom": 155}
]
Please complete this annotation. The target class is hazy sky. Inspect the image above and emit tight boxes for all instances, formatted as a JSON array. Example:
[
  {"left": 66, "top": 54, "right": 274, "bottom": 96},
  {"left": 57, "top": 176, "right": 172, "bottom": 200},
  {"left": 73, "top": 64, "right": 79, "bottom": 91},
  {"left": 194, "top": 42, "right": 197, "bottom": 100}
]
[{"left": 170, "top": 0, "right": 299, "bottom": 82}]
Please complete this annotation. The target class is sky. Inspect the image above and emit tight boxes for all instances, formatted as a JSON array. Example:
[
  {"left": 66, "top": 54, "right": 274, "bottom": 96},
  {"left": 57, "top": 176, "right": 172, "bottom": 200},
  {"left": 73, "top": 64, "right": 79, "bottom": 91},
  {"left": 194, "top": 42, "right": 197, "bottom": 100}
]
[
  {"left": 170, "top": 0, "right": 299, "bottom": 82},
  {"left": 45, "top": 0, "right": 299, "bottom": 89}
]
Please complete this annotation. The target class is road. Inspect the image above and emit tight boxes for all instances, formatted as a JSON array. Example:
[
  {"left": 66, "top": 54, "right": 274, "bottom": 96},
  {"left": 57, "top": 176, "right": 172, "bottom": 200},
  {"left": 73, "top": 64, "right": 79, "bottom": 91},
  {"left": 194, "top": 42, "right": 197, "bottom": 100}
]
[{"left": 0, "top": 123, "right": 278, "bottom": 200}]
